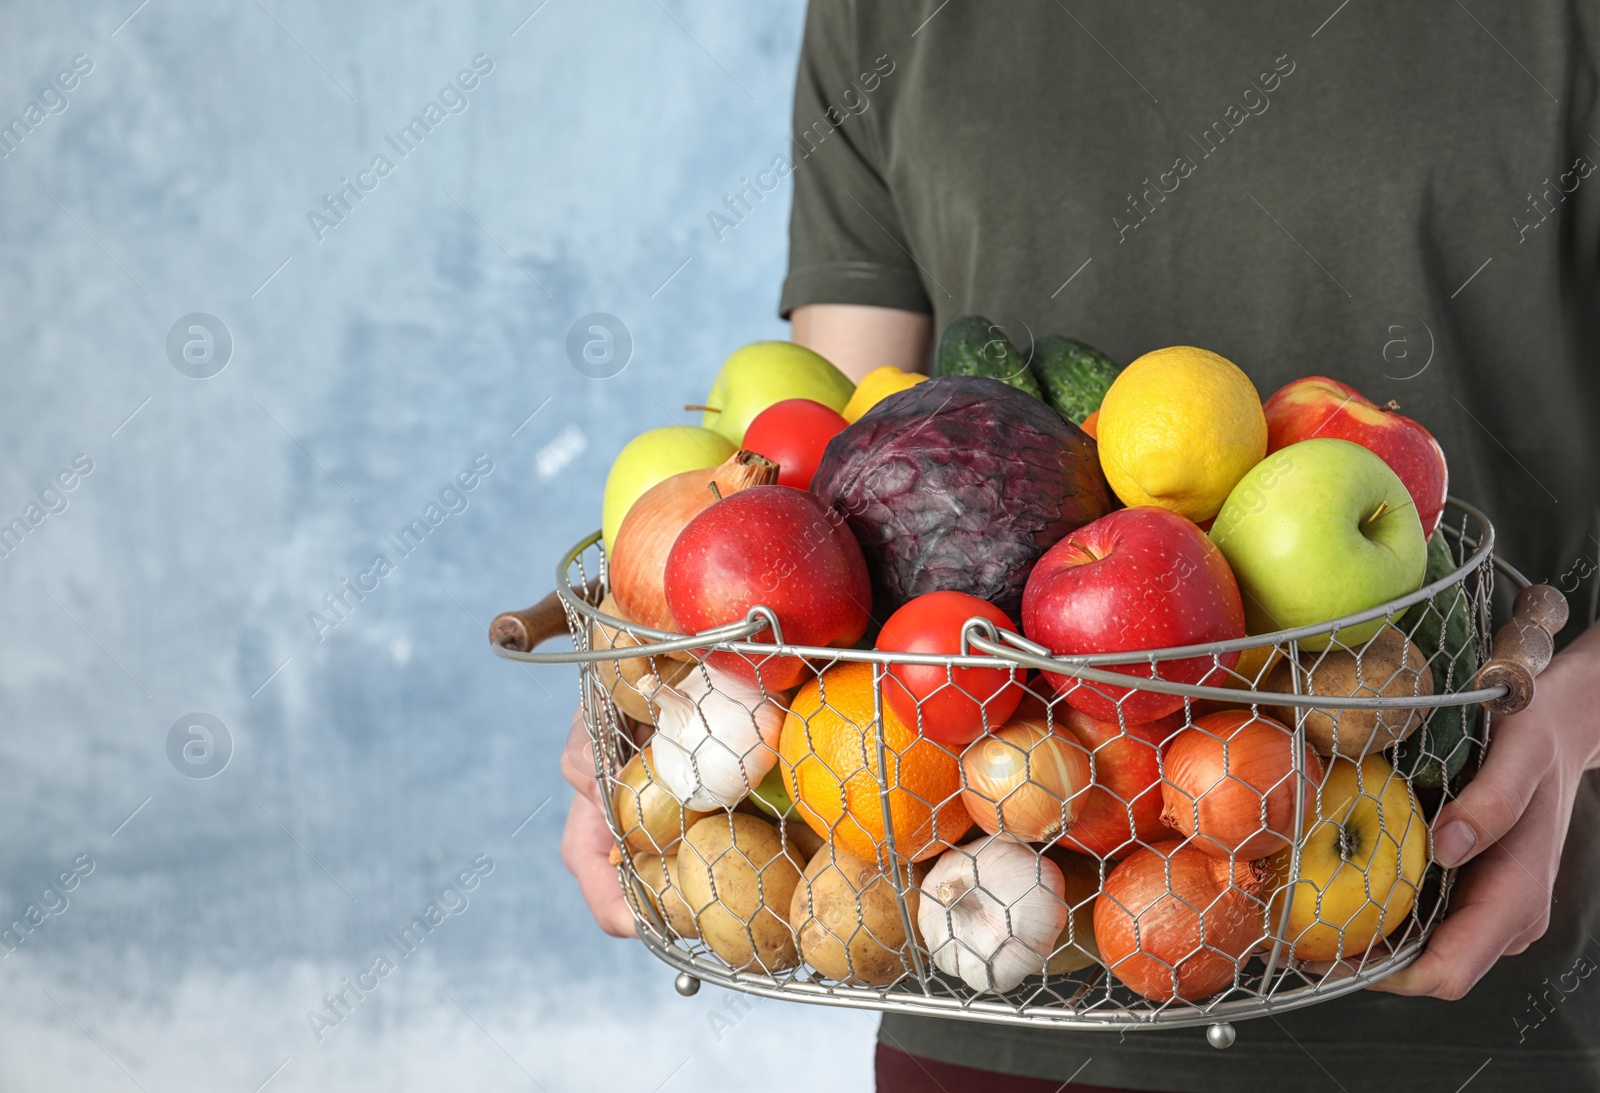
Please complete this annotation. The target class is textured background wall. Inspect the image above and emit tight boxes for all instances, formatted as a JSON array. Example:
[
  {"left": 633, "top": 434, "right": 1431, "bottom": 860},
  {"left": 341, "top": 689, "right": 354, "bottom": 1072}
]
[{"left": 0, "top": 2, "right": 876, "bottom": 1088}]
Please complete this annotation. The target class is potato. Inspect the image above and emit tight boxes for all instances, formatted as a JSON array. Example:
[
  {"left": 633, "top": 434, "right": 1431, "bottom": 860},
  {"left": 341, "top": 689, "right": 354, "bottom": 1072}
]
[
  {"left": 1044, "top": 849, "right": 1102, "bottom": 975},
  {"left": 591, "top": 594, "right": 692, "bottom": 723},
  {"left": 678, "top": 813, "right": 803, "bottom": 972},
  {"left": 1263, "top": 627, "right": 1433, "bottom": 758},
  {"left": 790, "top": 845, "right": 918, "bottom": 985},
  {"left": 783, "top": 820, "right": 826, "bottom": 863},
  {"left": 630, "top": 852, "right": 699, "bottom": 939},
  {"left": 613, "top": 749, "right": 713, "bottom": 856}
]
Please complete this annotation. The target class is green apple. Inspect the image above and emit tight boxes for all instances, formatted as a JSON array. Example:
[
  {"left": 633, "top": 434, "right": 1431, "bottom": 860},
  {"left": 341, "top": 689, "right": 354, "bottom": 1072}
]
[
  {"left": 700, "top": 341, "right": 854, "bottom": 444},
  {"left": 748, "top": 765, "right": 797, "bottom": 819},
  {"left": 601, "top": 426, "right": 734, "bottom": 550},
  {"left": 1210, "top": 438, "right": 1426, "bottom": 650}
]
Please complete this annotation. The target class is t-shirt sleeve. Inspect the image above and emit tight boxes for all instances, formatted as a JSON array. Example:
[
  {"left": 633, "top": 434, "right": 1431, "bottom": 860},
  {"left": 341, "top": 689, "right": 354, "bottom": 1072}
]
[{"left": 779, "top": 0, "right": 932, "bottom": 318}]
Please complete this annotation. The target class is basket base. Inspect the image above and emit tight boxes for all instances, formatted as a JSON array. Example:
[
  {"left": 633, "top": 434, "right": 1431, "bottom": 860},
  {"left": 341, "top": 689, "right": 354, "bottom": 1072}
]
[{"left": 642, "top": 927, "right": 1428, "bottom": 1036}]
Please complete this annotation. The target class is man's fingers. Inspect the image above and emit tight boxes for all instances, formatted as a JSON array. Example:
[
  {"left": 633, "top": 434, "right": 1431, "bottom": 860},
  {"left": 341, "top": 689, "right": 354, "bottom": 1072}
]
[
  {"left": 1371, "top": 843, "right": 1538, "bottom": 999},
  {"left": 560, "top": 793, "right": 637, "bottom": 938},
  {"left": 1430, "top": 705, "right": 1554, "bottom": 867},
  {"left": 1375, "top": 775, "right": 1562, "bottom": 998},
  {"left": 560, "top": 708, "right": 604, "bottom": 807}
]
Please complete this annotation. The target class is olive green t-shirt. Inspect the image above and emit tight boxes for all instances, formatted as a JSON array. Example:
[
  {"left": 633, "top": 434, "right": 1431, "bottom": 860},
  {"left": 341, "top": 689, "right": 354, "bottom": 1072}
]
[{"left": 781, "top": 2, "right": 1600, "bottom": 1090}]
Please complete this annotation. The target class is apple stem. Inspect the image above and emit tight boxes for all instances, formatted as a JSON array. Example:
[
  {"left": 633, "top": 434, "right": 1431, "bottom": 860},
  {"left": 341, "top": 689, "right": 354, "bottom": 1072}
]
[
  {"left": 1338, "top": 824, "right": 1361, "bottom": 862},
  {"left": 685, "top": 404, "right": 718, "bottom": 414},
  {"left": 1382, "top": 399, "right": 1401, "bottom": 412},
  {"left": 1065, "top": 539, "right": 1098, "bottom": 563},
  {"left": 1364, "top": 501, "right": 1389, "bottom": 526},
  {"left": 707, "top": 481, "right": 723, "bottom": 502}
]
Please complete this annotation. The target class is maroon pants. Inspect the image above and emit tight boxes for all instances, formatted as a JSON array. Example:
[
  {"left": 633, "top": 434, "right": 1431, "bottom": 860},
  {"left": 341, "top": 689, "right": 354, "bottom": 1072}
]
[{"left": 875, "top": 1045, "right": 1155, "bottom": 1092}]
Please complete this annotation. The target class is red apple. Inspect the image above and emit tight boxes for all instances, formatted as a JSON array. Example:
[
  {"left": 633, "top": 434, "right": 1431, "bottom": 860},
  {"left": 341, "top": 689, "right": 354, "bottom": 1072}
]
[
  {"left": 664, "top": 485, "right": 871, "bottom": 689},
  {"left": 1020, "top": 507, "right": 1245, "bottom": 724},
  {"left": 1057, "top": 706, "right": 1181, "bottom": 859},
  {"left": 740, "top": 399, "right": 849, "bottom": 490},
  {"left": 1264, "top": 376, "right": 1448, "bottom": 538}
]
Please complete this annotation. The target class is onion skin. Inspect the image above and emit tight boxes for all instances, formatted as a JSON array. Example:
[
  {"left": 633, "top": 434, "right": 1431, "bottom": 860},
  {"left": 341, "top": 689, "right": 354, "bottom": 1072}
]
[
  {"left": 1160, "top": 710, "right": 1324, "bottom": 861},
  {"left": 960, "top": 717, "right": 1091, "bottom": 843},
  {"left": 610, "top": 450, "right": 779, "bottom": 633},
  {"left": 1094, "top": 839, "right": 1268, "bottom": 1002},
  {"left": 1044, "top": 849, "right": 1103, "bottom": 974},
  {"left": 590, "top": 595, "right": 693, "bottom": 723},
  {"left": 613, "top": 748, "right": 714, "bottom": 856}
]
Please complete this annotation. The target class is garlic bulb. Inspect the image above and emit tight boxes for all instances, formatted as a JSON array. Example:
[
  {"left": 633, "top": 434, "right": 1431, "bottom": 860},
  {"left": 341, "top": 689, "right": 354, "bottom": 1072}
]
[
  {"left": 648, "top": 664, "right": 787, "bottom": 810},
  {"left": 917, "top": 837, "right": 1068, "bottom": 993}
]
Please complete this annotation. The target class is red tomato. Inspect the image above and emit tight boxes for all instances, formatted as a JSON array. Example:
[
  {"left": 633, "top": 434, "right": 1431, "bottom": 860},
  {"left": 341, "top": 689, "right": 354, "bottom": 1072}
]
[
  {"left": 875, "top": 591, "right": 1024, "bottom": 746},
  {"left": 741, "top": 399, "right": 849, "bottom": 490}
]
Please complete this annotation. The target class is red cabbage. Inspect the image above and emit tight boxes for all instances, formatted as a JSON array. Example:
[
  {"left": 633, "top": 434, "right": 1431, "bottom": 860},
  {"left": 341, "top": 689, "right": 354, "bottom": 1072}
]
[{"left": 810, "top": 376, "right": 1113, "bottom": 620}]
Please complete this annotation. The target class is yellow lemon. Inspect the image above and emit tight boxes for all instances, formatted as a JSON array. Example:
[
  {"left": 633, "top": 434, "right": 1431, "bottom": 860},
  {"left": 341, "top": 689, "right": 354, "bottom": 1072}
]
[
  {"left": 840, "top": 366, "right": 928, "bottom": 423},
  {"left": 1095, "top": 346, "right": 1267, "bottom": 522}
]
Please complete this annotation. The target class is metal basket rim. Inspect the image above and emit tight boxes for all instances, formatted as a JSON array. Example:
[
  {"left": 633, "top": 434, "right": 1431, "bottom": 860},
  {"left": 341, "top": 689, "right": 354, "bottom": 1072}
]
[{"left": 500, "top": 496, "right": 1514, "bottom": 710}]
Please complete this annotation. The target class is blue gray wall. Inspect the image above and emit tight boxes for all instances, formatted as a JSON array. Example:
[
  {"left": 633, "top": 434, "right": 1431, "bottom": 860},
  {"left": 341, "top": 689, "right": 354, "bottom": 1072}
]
[{"left": 0, "top": 2, "right": 873, "bottom": 1088}]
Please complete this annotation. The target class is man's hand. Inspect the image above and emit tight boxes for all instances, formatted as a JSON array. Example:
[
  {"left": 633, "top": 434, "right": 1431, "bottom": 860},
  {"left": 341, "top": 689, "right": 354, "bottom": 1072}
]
[
  {"left": 1375, "top": 626, "right": 1600, "bottom": 999},
  {"left": 559, "top": 707, "right": 636, "bottom": 938}
]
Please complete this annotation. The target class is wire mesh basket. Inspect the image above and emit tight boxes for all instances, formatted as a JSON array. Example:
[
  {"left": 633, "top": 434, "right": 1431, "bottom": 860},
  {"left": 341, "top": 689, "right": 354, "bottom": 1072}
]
[{"left": 490, "top": 498, "right": 1567, "bottom": 1045}]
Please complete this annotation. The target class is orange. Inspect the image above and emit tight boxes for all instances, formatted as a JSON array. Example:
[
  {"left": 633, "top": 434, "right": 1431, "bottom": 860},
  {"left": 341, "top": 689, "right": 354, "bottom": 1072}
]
[{"left": 780, "top": 661, "right": 970, "bottom": 865}]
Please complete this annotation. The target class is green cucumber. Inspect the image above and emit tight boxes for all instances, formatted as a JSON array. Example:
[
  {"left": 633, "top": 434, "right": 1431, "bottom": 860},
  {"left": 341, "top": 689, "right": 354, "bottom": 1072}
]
[
  {"left": 934, "top": 316, "right": 1045, "bottom": 400},
  {"left": 1031, "top": 335, "right": 1120, "bottom": 425},
  {"left": 1392, "top": 532, "right": 1482, "bottom": 788}
]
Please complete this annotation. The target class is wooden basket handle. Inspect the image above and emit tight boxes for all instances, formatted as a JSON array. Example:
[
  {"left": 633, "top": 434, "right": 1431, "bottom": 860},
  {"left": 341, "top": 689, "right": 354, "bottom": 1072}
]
[
  {"left": 1475, "top": 583, "right": 1569, "bottom": 715},
  {"left": 489, "top": 579, "right": 602, "bottom": 652}
]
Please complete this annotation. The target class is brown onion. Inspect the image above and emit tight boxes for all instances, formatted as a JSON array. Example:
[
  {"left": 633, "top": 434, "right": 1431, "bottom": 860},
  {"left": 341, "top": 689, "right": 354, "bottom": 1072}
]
[
  {"left": 630, "top": 852, "right": 699, "bottom": 939},
  {"left": 612, "top": 748, "right": 714, "bottom": 856},
  {"left": 610, "top": 450, "right": 778, "bottom": 634},
  {"left": 1094, "top": 839, "right": 1267, "bottom": 1002},
  {"left": 590, "top": 594, "right": 693, "bottom": 723},
  {"left": 1160, "top": 710, "right": 1324, "bottom": 861},
  {"left": 1044, "top": 849, "right": 1103, "bottom": 975},
  {"left": 960, "top": 716, "right": 1091, "bottom": 843}
]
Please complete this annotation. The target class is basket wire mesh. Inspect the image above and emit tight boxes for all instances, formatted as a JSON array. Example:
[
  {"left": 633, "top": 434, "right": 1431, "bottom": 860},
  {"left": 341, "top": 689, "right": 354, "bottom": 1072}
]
[{"left": 498, "top": 498, "right": 1535, "bottom": 1039}]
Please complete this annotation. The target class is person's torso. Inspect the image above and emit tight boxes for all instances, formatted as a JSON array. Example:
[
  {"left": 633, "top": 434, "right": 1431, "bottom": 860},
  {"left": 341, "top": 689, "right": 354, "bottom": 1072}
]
[
  {"left": 849, "top": 0, "right": 1599, "bottom": 624},
  {"left": 828, "top": 2, "right": 1600, "bottom": 1087}
]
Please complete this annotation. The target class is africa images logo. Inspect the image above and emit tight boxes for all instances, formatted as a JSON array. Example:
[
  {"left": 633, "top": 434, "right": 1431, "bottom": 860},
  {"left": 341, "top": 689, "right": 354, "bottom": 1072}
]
[
  {"left": 0, "top": 54, "right": 94, "bottom": 160},
  {"left": 306, "top": 854, "right": 494, "bottom": 1043},
  {"left": 1112, "top": 53, "right": 1296, "bottom": 243},
  {"left": 704, "top": 53, "right": 895, "bottom": 243},
  {"left": 306, "top": 54, "right": 495, "bottom": 242}
]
